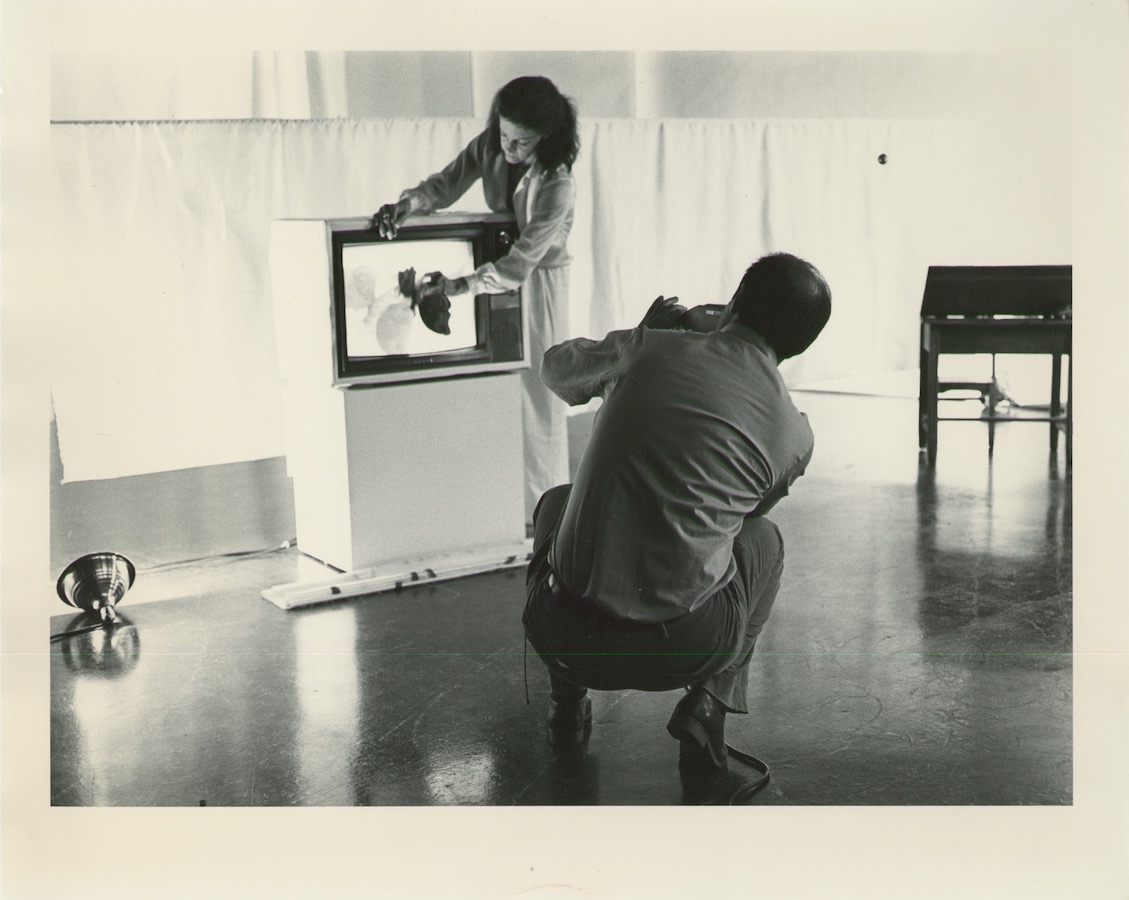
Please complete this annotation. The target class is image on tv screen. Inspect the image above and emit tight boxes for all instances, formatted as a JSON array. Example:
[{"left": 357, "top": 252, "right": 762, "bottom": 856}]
[{"left": 341, "top": 239, "right": 479, "bottom": 358}]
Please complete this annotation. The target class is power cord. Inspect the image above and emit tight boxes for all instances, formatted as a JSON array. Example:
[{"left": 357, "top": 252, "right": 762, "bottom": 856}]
[
  {"left": 724, "top": 743, "right": 771, "bottom": 803},
  {"left": 137, "top": 538, "right": 298, "bottom": 573},
  {"left": 49, "top": 621, "right": 114, "bottom": 643}
]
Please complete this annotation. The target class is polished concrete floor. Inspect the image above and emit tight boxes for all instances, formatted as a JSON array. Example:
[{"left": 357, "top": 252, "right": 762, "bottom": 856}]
[{"left": 49, "top": 390, "right": 1072, "bottom": 806}]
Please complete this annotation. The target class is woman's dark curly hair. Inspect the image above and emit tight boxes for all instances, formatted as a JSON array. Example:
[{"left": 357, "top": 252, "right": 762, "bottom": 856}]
[{"left": 486, "top": 76, "right": 580, "bottom": 172}]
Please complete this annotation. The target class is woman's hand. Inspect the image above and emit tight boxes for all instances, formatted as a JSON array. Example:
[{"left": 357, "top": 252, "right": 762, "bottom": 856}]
[
  {"left": 373, "top": 199, "right": 412, "bottom": 240},
  {"left": 419, "top": 272, "right": 470, "bottom": 298}
]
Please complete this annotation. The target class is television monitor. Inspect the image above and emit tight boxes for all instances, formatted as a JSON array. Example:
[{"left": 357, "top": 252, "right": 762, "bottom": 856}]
[{"left": 327, "top": 214, "right": 526, "bottom": 387}]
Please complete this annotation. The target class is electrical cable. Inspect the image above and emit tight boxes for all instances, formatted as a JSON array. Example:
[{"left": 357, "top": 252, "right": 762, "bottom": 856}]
[
  {"left": 137, "top": 539, "right": 298, "bottom": 573},
  {"left": 724, "top": 743, "right": 771, "bottom": 804},
  {"left": 49, "top": 622, "right": 111, "bottom": 643}
]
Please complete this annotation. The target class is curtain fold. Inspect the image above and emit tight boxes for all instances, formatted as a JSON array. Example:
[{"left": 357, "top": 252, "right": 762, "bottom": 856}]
[{"left": 50, "top": 117, "right": 974, "bottom": 482}]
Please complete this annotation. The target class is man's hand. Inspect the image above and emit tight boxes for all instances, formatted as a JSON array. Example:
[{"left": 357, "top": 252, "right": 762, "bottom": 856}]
[
  {"left": 419, "top": 272, "right": 470, "bottom": 298},
  {"left": 640, "top": 295, "right": 687, "bottom": 330}
]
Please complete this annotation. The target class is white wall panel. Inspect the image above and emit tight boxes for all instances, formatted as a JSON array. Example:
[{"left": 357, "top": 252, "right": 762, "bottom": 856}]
[
  {"left": 470, "top": 51, "right": 636, "bottom": 117},
  {"left": 52, "top": 50, "right": 256, "bottom": 121}
]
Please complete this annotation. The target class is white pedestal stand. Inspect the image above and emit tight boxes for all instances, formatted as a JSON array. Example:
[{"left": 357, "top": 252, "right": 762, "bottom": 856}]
[{"left": 264, "top": 218, "right": 529, "bottom": 609}]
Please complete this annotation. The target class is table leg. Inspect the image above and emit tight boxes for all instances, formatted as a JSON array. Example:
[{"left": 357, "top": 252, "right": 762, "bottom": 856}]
[
  {"left": 918, "top": 325, "right": 929, "bottom": 451},
  {"left": 1066, "top": 353, "right": 1072, "bottom": 467},
  {"left": 1050, "top": 353, "right": 1062, "bottom": 454},
  {"left": 987, "top": 354, "right": 997, "bottom": 457},
  {"left": 926, "top": 330, "right": 939, "bottom": 466}
]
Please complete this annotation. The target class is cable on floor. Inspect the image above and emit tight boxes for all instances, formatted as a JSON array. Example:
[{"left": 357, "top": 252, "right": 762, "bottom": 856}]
[
  {"left": 136, "top": 539, "right": 299, "bottom": 573},
  {"left": 724, "top": 743, "right": 771, "bottom": 804},
  {"left": 49, "top": 622, "right": 113, "bottom": 643}
]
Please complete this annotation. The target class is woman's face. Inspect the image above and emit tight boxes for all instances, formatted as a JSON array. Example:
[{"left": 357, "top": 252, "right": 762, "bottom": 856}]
[{"left": 499, "top": 116, "right": 543, "bottom": 165}]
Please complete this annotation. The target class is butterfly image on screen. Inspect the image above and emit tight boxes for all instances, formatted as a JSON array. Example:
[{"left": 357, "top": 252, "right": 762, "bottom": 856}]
[{"left": 341, "top": 238, "right": 478, "bottom": 359}]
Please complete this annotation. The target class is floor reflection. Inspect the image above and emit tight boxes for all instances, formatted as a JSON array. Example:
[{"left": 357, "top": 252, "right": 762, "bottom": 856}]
[
  {"left": 424, "top": 746, "right": 496, "bottom": 805},
  {"left": 58, "top": 613, "right": 141, "bottom": 679},
  {"left": 292, "top": 606, "right": 360, "bottom": 805},
  {"left": 64, "top": 619, "right": 147, "bottom": 806},
  {"left": 540, "top": 742, "right": 602, "bottom": 805},
  {"left": 913, "top": 464, "right": 1071, "bottom": 650}
]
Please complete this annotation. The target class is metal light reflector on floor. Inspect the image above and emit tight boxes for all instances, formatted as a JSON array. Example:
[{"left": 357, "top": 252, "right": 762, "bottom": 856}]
[{"left": 56, "top": 552, "right": 137, "bottom": 624}]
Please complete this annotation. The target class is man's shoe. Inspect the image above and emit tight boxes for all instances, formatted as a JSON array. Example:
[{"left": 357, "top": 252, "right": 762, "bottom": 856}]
[
  {"left": 547, "top": 694, "right": 592, "bottom": 746},
  {"left": 666, "top": 687, "right": 728, "bottom": 769}
]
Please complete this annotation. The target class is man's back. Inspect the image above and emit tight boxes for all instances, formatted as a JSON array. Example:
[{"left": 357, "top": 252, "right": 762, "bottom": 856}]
[{"left": 546, "top": 321, "right": 814, "bottom": 623}]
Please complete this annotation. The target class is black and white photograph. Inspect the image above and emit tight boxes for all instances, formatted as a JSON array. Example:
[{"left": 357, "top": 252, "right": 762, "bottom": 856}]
[{"left": 2, "top": 1, "right": 1127, "bottom": 898}]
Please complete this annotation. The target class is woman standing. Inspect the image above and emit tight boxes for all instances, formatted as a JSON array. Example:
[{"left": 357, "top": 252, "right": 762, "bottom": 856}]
[{"left": 374, "top": 76, "right": 579, "bottom": 528}]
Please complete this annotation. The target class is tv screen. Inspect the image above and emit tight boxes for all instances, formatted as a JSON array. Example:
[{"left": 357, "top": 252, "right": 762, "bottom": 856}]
[
  {"left": 327, "top": 215, "right": 526, "bottom": 387},
  {"left": 341, "top": 238, "right": 479, "bottom": 358}
]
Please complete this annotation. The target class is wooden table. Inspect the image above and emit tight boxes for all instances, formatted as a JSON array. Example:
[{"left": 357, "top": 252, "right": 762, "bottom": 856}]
[{"left": 916, "top": 265, "right": 1072, "bottom": 467}]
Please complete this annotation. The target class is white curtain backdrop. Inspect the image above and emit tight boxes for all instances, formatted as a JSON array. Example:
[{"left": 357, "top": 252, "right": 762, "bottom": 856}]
[{"left": 49, "top": 117, "right": 975, "bottom": 482}]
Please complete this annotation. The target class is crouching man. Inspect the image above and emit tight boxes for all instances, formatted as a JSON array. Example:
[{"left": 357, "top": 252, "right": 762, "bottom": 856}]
[{"left": 523, "top": 252, "right": 832, "bottom": 772}]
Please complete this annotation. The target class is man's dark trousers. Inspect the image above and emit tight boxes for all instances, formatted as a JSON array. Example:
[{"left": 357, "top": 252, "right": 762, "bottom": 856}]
[{"left": 522, "top": 484, "right": 785, "bottom": 714}]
